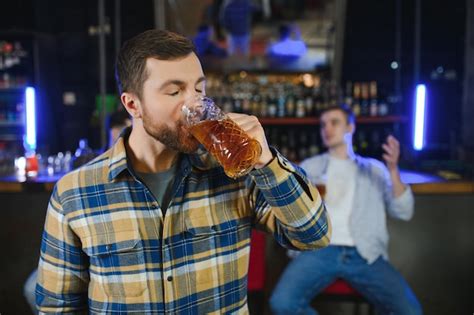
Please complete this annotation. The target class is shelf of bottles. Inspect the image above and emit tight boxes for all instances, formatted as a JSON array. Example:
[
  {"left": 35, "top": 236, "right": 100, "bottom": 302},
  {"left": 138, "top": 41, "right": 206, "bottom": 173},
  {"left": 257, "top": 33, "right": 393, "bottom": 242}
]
[
  {"left": 206, "top": 72, "right": 407, "bottom": 162},
  {"left": 0, "top": 38, "right": 32, "bottom": 176}
]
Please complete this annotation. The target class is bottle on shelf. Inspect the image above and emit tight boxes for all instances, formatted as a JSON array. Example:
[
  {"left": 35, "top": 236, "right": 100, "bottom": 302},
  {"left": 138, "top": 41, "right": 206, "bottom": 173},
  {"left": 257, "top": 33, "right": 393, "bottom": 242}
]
[
  {"left": 72, "top": 139, "right": 95, "bottom": 169},
  {"left": 369, "top": 81, "right": 378, "bottom": 117},
  {"left": 344, "top": 81, "right": 353, "bottom": 107},
  {"left": 352, "top": 82, "right": 361, "bottom": 116},
  {"left": 360, "top": 82, "right": 370, "bottom": 116}
]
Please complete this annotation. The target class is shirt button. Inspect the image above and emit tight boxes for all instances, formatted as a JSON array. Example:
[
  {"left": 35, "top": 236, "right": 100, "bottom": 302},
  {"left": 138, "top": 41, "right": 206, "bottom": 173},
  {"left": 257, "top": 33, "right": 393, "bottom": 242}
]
[
  {"left": 167, "top": 275, "right": 173, "bottom": 282},
  {"left": 151, "top": 203, "right": 158, "bottom": 209},
  {"left": 211, "top": 225, "right": 217, "bottom": 231}
]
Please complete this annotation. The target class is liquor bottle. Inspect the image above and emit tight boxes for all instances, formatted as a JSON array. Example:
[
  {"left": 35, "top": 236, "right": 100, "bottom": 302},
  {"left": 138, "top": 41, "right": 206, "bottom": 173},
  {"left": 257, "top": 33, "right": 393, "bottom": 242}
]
[
  {"left": 222, "top": 96, "right": 233, "bottom": 113},
  {"left": 304, "top": 94, "right": 314, "bottom": 117},
  {"left": 267, "top": 93, "right": 277, "bottom": 118},
  {"left": 72, "top": 139, "right": 95, "bottom": 169},
  {"left": 251, "top": 95, "right": 260, "bottom": 116},
  {"left": 369, "top": 81, "right": 378, "bottom": 117},
  {"left": 378, "top": 101, "right": 389, "bottom": 116},
  {"left": 357, "top": 131, "right": 369, "bottom": 154},
  {"left": 287, "top": 130, "right": 297, "bottom": 161},
  {"left": 308, "top": 132, "right": 320, "bottom": 157},
  {"left": 285, "top": 94, "right": 296, "bottom": 117},
  {"left": 260, "top": 95, "right": 268, "bottom": 118},
  {"left": 242, "top": 97, "right": 251, "bottom": 114},
  {"left": 345, "top": 81, "right": 353, "bottom": 107},
  {"left": 298, "top": 132, "right": 309, "bottom": 161},
  {"left": 370, "top": 130, "right": 381, "bottom": 157},
  {"left": 360, "top": 82, "right": 370, "bottom": 116},
  {"left": 280, "top": 133, "right": 290, "bottom": 158},
  {"left": 329, "top": 81, "right": 338, "bottom": 107},
  {"left": 296, "top": 99, "right": 305, "bottom": 118},
  {"left": 352, "top": 82, "right": 361, "bottom": 116},
  {"left": 313, "top": 84, "right": 323, "bottom": 114},
  {"left": 277, "top": 93, "right": 286, "bottom": 117}
]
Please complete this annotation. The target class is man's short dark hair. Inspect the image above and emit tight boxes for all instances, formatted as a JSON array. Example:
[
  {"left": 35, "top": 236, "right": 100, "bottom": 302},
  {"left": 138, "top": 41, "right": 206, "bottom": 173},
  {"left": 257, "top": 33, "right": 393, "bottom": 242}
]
[
  {"left": 320, "top": 104, "right": 355, "bottom": 125},
  {"left": 115, "top": 29, "right": 195, "bottom": 99}
]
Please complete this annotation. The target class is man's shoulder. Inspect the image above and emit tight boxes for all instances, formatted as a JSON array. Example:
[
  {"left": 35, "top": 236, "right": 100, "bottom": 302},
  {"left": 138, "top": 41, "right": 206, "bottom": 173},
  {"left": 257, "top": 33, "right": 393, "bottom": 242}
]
[
  {"left": 55, "top": 150, "right": 112, "bottom": 196},
  {"left": 299, "top": 153, "right": 328, "bottom": 168},
  {"left": 357, "top": 155, "right": 387, "bottom": 175}
]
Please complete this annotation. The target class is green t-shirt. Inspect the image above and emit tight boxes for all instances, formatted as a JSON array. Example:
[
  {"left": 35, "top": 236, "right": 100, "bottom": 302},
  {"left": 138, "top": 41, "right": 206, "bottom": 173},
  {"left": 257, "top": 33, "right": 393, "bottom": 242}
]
[{"left": 136, "top": 162, "right": 178, "bottom": 214}]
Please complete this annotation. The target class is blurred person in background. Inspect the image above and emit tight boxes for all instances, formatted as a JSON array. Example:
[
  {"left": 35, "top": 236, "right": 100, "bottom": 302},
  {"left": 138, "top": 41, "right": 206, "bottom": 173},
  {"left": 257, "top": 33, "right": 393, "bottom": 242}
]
[
  {"left": 267, "top": 24, "right": 307, "bottom": 58},
  {"left": 270, "top": 105, "right": 422, "bottom": 315},
  {"left": 107, "top": 108, "right": 132, "bottom": 147},
  {"left": 192, "top": 24, "right": 227, "bottom": 58},
  {"left": 35, "top": 29, "right": 331, "bottom": 313},
  {"left": 220, "top": 0, "right": 253, "bottom": 56}
]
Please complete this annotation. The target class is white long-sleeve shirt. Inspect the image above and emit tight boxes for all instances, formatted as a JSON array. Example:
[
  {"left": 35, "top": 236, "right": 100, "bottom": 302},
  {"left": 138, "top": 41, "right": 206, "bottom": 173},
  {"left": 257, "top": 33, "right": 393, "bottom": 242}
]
[{"left": 300, "top": 153, "right": 414, "bottom": 263}]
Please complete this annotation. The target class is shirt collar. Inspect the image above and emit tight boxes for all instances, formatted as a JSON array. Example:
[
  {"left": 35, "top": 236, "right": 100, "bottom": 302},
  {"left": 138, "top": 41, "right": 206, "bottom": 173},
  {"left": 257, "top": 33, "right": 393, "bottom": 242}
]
[
  {"left": 107, "top": 127, "right": 131, "bottom": 181},
  {"left": 107, "top": 127, "right": 220, "bottom": 181}
]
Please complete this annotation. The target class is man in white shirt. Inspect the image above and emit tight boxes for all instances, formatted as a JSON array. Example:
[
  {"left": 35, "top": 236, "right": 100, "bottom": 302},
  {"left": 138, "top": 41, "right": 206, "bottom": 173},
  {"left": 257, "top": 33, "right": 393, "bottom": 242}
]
[{"left": 270, "top": 105, "right": 422, "bottom": 315}]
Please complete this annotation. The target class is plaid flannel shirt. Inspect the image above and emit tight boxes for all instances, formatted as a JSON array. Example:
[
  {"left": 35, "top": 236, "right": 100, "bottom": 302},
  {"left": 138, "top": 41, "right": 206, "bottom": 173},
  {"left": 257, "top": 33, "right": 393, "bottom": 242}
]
[{"left": 36, "top": 130, "right": 331, "bottom": 314}]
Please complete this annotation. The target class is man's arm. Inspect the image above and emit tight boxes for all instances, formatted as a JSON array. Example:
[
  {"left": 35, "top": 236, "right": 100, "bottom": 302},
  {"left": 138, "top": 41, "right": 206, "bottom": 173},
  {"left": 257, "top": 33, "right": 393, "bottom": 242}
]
[
  {"left": 227, "top": 113, "right": 331, "bottom": 250},
  {"left": 36, "top": 186, "right": 89, "bottom": 313},
  {"left": 248, "top": 151, "right": 331, "bottom": 250},
  {"left": 381, "top": 135, "right": 414, "bottom": 220},
  {"left": 382, "top": 135, "right": 407, "bottom": 198}
]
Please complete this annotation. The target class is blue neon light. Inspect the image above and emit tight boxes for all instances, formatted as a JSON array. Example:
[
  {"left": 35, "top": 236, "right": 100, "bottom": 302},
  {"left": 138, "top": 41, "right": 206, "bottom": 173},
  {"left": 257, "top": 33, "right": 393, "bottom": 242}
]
[
  {"left": 25, "top": 87, "right": 36, "bottom": 151},
  {"left": 268, "top": 39, "right": 307, "bottom": 57},
  {"left": 413, "top": 84, "right": 426, "bottom": 151}
]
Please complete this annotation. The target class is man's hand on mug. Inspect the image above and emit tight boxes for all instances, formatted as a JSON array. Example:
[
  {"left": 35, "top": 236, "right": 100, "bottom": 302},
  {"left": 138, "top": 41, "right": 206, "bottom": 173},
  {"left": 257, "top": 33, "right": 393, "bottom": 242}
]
[
  {"left": 382, "top": 135, "right": 400, "bottom": 171},
  {"left": 227, "top": 113, "right": 274, "bottom": 169}
]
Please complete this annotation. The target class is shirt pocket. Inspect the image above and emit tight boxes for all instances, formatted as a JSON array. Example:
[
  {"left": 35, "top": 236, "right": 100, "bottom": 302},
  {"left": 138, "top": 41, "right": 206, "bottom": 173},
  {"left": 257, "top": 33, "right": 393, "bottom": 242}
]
[
  {"left": 183, "top": 215, "right": 248, "bottom": 286},
  {"left": 83, "top": 230, "right": 148, "bottom": 298}
]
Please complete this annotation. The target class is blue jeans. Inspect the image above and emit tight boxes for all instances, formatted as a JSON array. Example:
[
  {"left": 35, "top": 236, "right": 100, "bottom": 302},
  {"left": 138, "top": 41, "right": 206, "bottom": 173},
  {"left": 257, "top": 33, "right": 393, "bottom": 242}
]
[{"left": 270, "top": 246, "right": 422, "bottom": 315}]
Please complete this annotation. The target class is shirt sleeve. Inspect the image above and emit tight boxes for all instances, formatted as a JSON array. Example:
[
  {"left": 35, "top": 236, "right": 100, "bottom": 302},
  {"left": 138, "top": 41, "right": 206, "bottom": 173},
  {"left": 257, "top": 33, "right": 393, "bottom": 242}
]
[
  {"left": 248, "top": 150, "right": 331, "bottom": 250},
  {"left": 36, "top": 185, "right": 89, "bottom": 313},
  {"left": 382, "top": 166, "right": 415, "bottom": 221}
]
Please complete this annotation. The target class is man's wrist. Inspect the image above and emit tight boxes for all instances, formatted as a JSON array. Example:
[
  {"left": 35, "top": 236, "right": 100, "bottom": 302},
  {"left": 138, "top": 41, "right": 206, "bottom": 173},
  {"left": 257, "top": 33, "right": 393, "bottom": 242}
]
[{"left": 254, "top": 150, "right": 274, "bottom": 169}]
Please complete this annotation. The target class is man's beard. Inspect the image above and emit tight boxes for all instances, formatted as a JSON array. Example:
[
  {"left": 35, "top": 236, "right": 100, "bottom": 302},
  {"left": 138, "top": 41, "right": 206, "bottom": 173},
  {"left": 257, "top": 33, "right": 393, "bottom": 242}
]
[{"left": 142, "top": 114, "right": 200, "bottom": 153}]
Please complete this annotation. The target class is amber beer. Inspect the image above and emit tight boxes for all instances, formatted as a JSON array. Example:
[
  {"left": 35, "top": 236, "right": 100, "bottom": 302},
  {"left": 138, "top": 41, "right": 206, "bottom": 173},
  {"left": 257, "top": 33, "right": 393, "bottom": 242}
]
[
  {"left": 315, "top": 185, "right": 326, "bottom": 198},
  {"left": 188, "top": 118, "right": 262, "bottom": 178}
]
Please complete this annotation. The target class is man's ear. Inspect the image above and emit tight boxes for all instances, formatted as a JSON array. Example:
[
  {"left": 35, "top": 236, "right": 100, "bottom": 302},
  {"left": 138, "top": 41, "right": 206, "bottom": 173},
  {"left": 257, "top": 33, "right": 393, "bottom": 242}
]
[
  {"left": 348, "top": 123, "right": 356, "bottom": 135},
  {"left": 121, "top": 93, "right": 142, "bottom": 119}
]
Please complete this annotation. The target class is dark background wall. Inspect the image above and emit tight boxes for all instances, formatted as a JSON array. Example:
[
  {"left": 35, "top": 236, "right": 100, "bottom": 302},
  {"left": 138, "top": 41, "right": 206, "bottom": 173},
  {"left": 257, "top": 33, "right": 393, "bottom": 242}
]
[
  {"left": 342, "top": 0, "right": 467, "bottom": 162},
  {"left": 0, "top": 0, "right": 156, "bottom": 153},
  {"left": 0, "top": 0, "right": 471, "bottom": 163}
]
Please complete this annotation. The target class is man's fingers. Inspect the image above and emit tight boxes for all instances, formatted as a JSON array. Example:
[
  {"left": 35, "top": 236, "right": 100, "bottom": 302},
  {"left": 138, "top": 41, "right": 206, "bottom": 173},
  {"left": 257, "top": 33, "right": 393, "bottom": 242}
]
[{"left": 382, "top": 143, "right": 394, "bottom": 155}]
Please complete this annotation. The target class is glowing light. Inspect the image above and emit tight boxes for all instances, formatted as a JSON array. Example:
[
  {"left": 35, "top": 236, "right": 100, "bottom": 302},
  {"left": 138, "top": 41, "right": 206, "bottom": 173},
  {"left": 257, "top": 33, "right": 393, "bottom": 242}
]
[
  {"left": 413, "top": 84, "right": 426, "bottom": 151},
  {"left": 25, "top": 87, "right": 36, "bottom": 151}
]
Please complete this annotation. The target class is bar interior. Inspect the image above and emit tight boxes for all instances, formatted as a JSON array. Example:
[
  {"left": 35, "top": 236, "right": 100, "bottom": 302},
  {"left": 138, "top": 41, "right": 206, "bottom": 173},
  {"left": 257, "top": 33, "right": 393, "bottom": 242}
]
[{"left": 0, "top": 0, "right": 473, "bottom": 314}]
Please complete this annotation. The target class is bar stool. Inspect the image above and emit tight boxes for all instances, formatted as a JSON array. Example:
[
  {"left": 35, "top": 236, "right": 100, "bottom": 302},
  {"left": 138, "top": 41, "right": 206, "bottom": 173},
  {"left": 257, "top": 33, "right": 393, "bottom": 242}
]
[
  {"left": 247, "top": 230, "right": 266, "bottom": 314},
  {"left": 319, "top": 278, "right": 374, "bottom": 315}
]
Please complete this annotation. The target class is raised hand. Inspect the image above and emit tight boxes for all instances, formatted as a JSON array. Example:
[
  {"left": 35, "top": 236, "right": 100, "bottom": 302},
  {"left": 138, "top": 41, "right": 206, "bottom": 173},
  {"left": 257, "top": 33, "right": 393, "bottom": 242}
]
[
  {"left": 227, "top": 113, "right": 273, "bottom": 168},
  {"left": 382, "top": 135, "right": 400, "bottom": 171}
]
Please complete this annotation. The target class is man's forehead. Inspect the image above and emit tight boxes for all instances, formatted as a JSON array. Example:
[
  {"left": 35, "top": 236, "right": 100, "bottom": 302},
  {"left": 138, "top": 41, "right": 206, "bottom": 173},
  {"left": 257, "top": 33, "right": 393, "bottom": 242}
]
[
  {"left": 145, "top": 57, "right": 204, "bottom": 86},
  {"left": 321, "top": 110, "right": 345, "bottom": 121}
]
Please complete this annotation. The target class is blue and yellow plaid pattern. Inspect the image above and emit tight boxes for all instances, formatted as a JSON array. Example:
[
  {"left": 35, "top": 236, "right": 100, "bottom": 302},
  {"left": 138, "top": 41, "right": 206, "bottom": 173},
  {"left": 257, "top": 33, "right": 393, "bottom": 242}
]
[{"left": 36, "top": 130, "right": 331, "bottom": 314}]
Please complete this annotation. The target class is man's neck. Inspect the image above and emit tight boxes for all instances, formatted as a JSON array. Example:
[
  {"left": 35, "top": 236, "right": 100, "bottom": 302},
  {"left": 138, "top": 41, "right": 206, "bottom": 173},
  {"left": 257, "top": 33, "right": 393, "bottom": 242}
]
[
  {"left": 126, "top": 126, "right": 179, "bottom": 173},
  {"left": 328, "top": 142, "right": 355, "bottom": 160}
]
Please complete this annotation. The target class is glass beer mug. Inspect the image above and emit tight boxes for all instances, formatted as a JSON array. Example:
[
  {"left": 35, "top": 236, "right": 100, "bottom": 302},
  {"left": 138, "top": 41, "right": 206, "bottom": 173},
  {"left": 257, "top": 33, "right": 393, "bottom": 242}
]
[{"left": 182, "top": 95, "right": 262, "bottom": 179}]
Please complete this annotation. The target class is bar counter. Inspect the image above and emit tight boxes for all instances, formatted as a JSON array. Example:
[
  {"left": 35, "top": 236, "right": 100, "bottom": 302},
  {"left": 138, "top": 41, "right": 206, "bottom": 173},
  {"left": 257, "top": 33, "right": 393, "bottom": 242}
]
[
  {"left": 1, "top": 170, "right": 472, "bottom": 194},
  {"left": 0, "top": 170, "right": 473, "bottom": 314}
]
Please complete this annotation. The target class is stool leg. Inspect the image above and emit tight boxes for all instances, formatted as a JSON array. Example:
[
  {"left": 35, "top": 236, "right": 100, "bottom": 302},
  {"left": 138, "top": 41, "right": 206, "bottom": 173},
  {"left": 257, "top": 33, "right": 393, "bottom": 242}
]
[
  {"left": 369, "top": 304, "right": 375, "bottom": 315},
  {"left": 354, "top": 301, "right": 360, "bottom": 315}
]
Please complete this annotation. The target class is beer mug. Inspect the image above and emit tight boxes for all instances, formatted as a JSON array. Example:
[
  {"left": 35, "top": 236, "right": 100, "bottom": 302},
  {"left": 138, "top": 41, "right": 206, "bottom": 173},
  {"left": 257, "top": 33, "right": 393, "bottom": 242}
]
[{"left": 182, "top": 95, "right": 262, "bottom": 178}]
